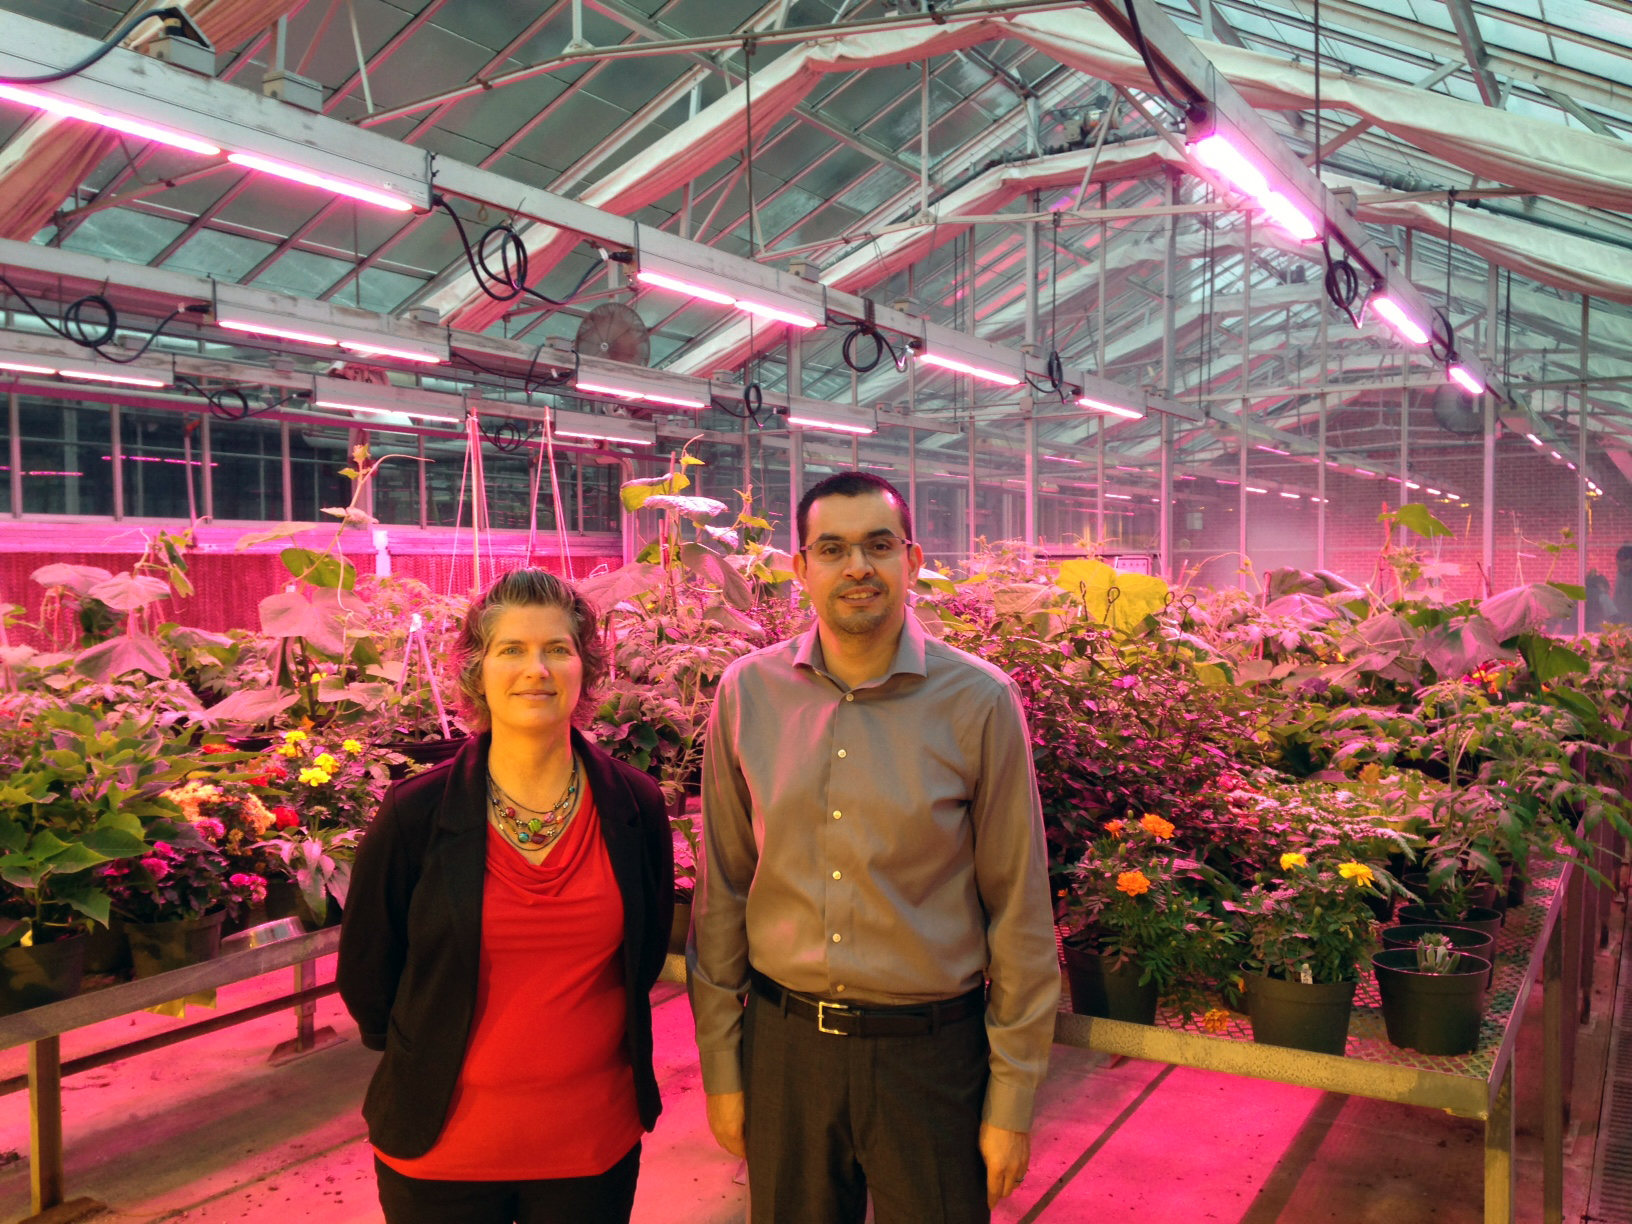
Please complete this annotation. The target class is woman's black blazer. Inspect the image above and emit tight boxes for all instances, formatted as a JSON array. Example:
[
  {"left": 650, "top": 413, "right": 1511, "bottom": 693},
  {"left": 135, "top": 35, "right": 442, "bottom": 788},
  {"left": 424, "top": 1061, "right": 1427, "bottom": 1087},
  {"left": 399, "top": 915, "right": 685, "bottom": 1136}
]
[{"left": 338, "top": 728, "right": 674, "bottom": 1160}]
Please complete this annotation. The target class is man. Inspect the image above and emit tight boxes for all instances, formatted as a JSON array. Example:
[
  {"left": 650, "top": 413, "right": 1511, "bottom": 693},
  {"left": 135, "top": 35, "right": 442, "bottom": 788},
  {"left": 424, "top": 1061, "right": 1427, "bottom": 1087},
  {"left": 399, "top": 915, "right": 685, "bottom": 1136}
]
[
  {"left": 688, "top": 471, "right": 1060, "bottom": 1223},
  {"left": 1612, "top": 543, "right": 1632, "bottom": 625}
]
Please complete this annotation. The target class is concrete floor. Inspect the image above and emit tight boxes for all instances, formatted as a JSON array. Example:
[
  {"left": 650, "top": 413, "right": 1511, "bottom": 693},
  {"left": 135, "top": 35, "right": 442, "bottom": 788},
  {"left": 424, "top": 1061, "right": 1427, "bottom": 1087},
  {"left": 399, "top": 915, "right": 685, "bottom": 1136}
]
[{"left": 0, "top": 906, "right": 1619, "bottom": 1224}]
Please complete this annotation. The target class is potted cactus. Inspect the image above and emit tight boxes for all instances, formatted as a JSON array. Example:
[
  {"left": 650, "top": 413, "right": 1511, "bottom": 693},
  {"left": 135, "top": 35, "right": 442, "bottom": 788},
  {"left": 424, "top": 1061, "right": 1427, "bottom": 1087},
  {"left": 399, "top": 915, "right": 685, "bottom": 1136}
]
[{"left": 1372, "top": 933, "right": 1491, "bottom": 1056}]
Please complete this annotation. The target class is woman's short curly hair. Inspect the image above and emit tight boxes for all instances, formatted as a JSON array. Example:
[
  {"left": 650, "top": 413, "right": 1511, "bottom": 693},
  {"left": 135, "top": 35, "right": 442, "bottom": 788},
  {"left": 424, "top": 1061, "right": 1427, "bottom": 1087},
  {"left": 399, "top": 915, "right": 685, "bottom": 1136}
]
[{"left": 453, "top": 568, "right": 607, "bottom": 730}]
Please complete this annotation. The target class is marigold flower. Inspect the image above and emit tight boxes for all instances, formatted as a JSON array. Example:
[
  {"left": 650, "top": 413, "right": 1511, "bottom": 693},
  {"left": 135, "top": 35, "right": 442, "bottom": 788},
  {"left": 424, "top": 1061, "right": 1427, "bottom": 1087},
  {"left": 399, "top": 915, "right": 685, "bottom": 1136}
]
[
  {"left": 275, "top": 744, "right": 299, "bottom": 758},
  {"left": 1105, "top": 820, "right": 1125, "bottom": 838},
  {"left": 1140, "top": 813, "right": 1175, "bottom": 840},
  {"left": 1202, "top": 1008, "right": 1231, "bottom": 1035},
  {"left": 298, "top": 766, "right": 333, "bottom": 787},
  {"left": 1280, "top": 852, "right": 1308, "bottom": 871},
  {"left": 1338, "top": 861, "right": 1375, "bottom": 888},
  {"left": 313, "top": 752, "right": 339, "bottom": 773},
  {"left": 201, "top": 743, "right": 232, "bottom": 755},
  {"left": 342, "top": 739, "right": 364, "bottom": 755},
  {"left": 1116, "top": 870, "right": 1151, "bottom": 897},
  {"left": 272, "top": 806, "right": 300, "bottom": 830},
  {"left": 283, "top": 730, "right": 308, "bottom": 744}
]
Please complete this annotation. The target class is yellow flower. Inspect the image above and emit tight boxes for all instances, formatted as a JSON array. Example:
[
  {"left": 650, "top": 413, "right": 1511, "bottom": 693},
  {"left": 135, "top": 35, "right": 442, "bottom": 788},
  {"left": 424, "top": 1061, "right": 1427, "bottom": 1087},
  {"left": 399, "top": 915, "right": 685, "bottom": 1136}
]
[
  {"left": 343, "top": 739, "right": 364, "bottom": 755},
  {"left": 1280, "top": 852, "right": 1308, "bottom": 871},
  {"left": 1202, "top": 1008, "right": 1231, "bottom": 1035},
  {"left": 1140, "top": 813, "right": 1175, "bottom": 840},
  {"left": 1105, "top": 820, "right": 1125, "bottom": 838},
  {"left": 313, "top": 753, "right": 339, "bottom": 773},
  {"left": 1116, "top": 871, "right": 1151, "bottom": 897},
  {"left": 275, "top": 743, "right": 299, "bottom": 758},
  {"left": 1358, "top": 762, "right": 1383, "bottom": 785},
  {"left": 1338, "top": 861, "right": 1375, "bottom": 888},
  {"left": 298, "top": 766, "right": 333, "bottom": 787},
  {"left": 283, "top": 729, "right": 308, "bottom": 744}
]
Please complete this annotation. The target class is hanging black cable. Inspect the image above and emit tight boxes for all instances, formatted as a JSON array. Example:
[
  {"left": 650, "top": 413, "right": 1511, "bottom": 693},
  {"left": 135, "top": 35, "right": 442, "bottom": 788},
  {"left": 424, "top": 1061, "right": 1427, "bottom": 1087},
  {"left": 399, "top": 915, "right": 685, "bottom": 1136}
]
[
  {"left": 1123, "top": 0, "right": 1193, "bottom": 114},
  {"left": 743, "top": 38, "right": 759, "bottom": 256},
  {"left": 0, "top": 7, "right": 205, "bottom": 86},
  {"left": 0, "top": 271, "right": 188, "bottom": 363},
  {"left": 432, "top": 195, "right": 603, "bottom": 311}
]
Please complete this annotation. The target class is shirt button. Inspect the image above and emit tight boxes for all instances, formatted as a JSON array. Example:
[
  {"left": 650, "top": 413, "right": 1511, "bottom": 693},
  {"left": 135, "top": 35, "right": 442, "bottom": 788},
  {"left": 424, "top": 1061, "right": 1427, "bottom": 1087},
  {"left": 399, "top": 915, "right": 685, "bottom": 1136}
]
[
  {"left": 845, "top": 693, "right": 854, "bottom": 702},
  {"left": 836, "top": 984, "right": 846, "bottom": 992},
  {"left": 832, "top": 933, "right": 841, "bottom": 943},
  {"left": 832, "top": 810, "right": 842, "bottom": 819},
  {"left": 832, "top": 870, "right": 842, "bottom": 880},
  {"left": 837, "top": 749, "right": 847, "bottom": 758}
]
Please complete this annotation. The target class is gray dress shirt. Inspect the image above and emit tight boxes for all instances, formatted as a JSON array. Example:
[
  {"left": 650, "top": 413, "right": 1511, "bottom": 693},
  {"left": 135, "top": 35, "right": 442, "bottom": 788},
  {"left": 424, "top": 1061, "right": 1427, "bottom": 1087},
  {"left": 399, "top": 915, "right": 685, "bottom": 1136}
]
[{"left": 688, "top": 612, "right": 1060, "bottom": 1132}]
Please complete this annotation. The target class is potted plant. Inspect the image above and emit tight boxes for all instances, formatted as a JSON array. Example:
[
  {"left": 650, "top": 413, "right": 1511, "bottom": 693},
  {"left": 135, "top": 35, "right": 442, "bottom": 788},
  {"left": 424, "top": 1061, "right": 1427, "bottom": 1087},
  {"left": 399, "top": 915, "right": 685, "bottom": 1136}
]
[
  {"left": 1372, "top": 933, "right": 1491, "bottom": 1056},
  {"left": 1062, "top": 815, "right": 1235, "bottom": 1024},
  {"left": 98, "top": 820, "right": 266, "bottom": 978},
  {"left": 1228, "top": 853, "right": 1385, "bottom": 1055}
]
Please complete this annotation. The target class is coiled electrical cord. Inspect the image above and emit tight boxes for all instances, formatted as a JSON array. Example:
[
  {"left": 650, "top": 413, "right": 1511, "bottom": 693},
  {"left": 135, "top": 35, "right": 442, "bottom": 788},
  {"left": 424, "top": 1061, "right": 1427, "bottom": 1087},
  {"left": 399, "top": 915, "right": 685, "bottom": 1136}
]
[
  {"left": 433, "top": 195, "right": 604, "bottom": 312},
  {"left": 0, "top": 271, "right": 187, "bottom": 364},
  {"left": 1322, "top": 245, "right": 1362, "bottom": 327},
  {"left": 0, "top": 7, "right": 199, "bottom": 86},
  {"left": 1026, "top": 350, "right": 1067, "bottom": 400},
  {"left": 833, "top": 315, "right": 908, "bottom": 375},
  {"left": 710, "top": 383, "right": 766, "bottom": 422}
]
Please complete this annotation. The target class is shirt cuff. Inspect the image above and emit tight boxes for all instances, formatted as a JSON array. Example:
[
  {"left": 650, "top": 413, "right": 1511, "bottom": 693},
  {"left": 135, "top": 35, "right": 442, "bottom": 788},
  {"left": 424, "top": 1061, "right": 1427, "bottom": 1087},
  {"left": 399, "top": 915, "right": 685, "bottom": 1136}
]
[
  {"left": 700, "top": 1047, "right": 744, "bottom": 1096},
  {"left": 982, "top": 1078, "right": 1037, "bottom": 1133}
]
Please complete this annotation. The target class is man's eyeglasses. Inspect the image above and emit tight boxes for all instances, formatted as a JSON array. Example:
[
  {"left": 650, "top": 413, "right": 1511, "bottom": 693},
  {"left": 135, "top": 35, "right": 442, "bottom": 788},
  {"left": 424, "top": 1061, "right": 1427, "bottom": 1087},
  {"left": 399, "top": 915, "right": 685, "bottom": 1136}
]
[{"left": 799, "top": 535, "right": 911, "bottom": 565}]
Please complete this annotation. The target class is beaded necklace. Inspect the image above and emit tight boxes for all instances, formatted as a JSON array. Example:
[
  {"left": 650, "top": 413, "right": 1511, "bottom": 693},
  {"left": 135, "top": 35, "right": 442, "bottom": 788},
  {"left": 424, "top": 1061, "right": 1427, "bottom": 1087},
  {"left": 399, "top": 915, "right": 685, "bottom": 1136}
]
[{"left": 487, "top": 755, "right": 580, "bottom": 850}]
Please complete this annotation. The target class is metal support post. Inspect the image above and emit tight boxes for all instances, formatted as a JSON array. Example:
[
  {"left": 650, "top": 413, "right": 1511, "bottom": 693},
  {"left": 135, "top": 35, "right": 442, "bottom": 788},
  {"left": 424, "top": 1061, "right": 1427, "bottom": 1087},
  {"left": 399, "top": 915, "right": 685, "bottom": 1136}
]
[
  {"left": 1238, "top": 423, "right": 1248, "bottom": 587},
  {"left": 109, "top": 403, "right": 122, "bottom": 521},
  {"left": 1543, "top": 908, "right": 1564, "bottom": 1224},
  {"left": 28, "top": 1037, "right": 62, "bottom": 1215},
  {"left": 1024, "top": 412, "right": 1036, "bottom": 547},
  {"left": 9, "top": 391, "right": 21, "bottom": 517},
  {"left": 268, "top": 957, "right": 341, "bottom": 1063},
  {"left": 1095, "top": 416, "right": 1105, "bottom": 546},
  {"left": 200, "top": 414, "right": 213, "bottom": 523},
  {"left": 789, "top": 332, "right": 804, "bottom": 554},
  {"left": 1239, "top": 214, "right": 1251, "bottom": 589},
  {"left": 281, "top": 421, "right": 293, "bottom": 521},
  {"left": 1483, "top": 1060, "right": 1514, "bottom": 1224},
  {"left": 1159, "top": 415, "right": 1172, "bottom": 579},
  {"left": 1317, "top": 306, "right": 1327, "bottom": 569},
  {"left": 1160, "top": 171, "right": 1177, "bottom": 575},
  {"left": 1578, "top": 295, "right": 1589, "bottom": 635},
  {"left": 967, "top": 422, "right": 977, "bottom": 559},
  {"left": 1483, "top": 262, "right": 1497, "bottom": 593},
  {"left": 1399, "top": 383, "right": 1410, "bottom": 507}
]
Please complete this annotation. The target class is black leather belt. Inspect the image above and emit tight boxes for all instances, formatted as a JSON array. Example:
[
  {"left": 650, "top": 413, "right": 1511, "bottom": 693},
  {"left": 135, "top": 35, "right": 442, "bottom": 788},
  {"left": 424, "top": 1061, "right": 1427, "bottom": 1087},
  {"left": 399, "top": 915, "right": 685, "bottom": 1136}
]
[{"left": 749, "top": 968, "right": 985, "bottom": 1037}]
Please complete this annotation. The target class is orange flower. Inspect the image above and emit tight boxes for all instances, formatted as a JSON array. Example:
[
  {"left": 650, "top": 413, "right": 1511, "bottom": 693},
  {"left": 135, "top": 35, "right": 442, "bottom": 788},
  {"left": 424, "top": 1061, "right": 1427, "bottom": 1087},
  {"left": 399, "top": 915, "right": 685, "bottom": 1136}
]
[
  {"left": 1105, "top": 820, "right": 1126, "bottom": 838},
  {"left": 1140, "top": 813, "right": 1175, "bottom": 840},
  {"left": 1202, "top": 1008, "right": 1231, "bottom": 1035},
  {"left": 1116, "top": 870, "right": 1151, "bottom": 897}
]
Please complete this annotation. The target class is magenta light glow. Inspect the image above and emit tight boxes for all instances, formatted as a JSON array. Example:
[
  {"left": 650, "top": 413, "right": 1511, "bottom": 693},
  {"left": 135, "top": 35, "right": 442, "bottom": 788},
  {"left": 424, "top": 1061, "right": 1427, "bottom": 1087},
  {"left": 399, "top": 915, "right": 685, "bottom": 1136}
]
[
  {"left": 1447, "top": 364, "right": 1485, "bottom": 395},
  {"left": 735, "top": 299, "right": 820, "bottom": 329},
  {"left": 1551, "top": 450, "right": 1563, "bottom": 460},
  {"left": 635, "top": 270, "right": 736, "bottom": 306},
  {"left": 0, "top": 361, "right": 57, "bottom": 375},
  {"left": 575, "top": 380, "right": 645, "bottom": 401},
  {"left": 555, "top": 427, "right": 655, "bottom": 446},
  {"left": 227, "top": 153, "right": 413, "bottom": 212},
  {"left": 1043, "top": 454, "right": 1084, "bottom": 464},
  {"left": 1216, "top": 478, "right": 1239, "bottom": 486},
  {"left": 1104, "top": 493, "right": 1132, "bottom": 500},
  {"left": 339, "top": 340, "right": 443, "bottom": 364},
  {"left": 1246, "top": 486, "right": 1267, "bottom": 494},
  {"left": 1189, "top": 135, "right": 1317, "bottom": 241},
  {"left": 915, "top": 350, "right": 1022, "bottom": 387},
  {"left": 0, "top": 84, "right": 221, "bottom": 156},
  {"left": 314, "top": 398, "right": 461, "bottom": 422},
  {"left": 1526, "top": 433, "right": 1545, "bottom": 446},
  {"left": 1280, "top": 491, "right": 1300, "bottom": 499},
  {"left": 1256, "top": 445, "right": 1290, "bottom": 455},
  {"left": 219, "top": 318, "right": 340, "bottom": 348},
  {"left": 65, "top": 370, "right": 168, "bottom": 387},
  {"left": 1371, "top": 296, "right": 1430, "bottom": 346},
  {"left": 1078, "top": 396, "right": 1142, "bottom": 419},
  {"left": 1405, "top": 481, "right": 1421, "bottom": 490},
  {"left": 786, "top": 414, "right": 874, "bottom": 435}
]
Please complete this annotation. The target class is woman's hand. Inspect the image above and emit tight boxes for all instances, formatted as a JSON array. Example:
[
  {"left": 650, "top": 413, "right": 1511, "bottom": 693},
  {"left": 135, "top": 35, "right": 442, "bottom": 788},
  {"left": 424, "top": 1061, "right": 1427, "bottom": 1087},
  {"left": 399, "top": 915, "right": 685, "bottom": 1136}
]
[{"left": 705, "top": 1091, "right": 746, "bottom": 1158}]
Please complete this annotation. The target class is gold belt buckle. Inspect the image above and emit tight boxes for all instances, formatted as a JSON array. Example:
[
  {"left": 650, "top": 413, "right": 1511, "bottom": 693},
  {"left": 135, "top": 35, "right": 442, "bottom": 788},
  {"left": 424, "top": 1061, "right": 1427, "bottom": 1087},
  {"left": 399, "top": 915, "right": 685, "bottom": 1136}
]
[{"left": 817, "top": 1000, "right": 851, "bottom": 1036}]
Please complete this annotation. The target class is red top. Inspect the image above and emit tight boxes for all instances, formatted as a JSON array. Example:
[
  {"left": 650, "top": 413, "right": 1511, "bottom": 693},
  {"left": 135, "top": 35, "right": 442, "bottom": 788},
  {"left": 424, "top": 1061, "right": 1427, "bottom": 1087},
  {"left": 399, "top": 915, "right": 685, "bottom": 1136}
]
[{"left": 377, "top": 790, "right": 643, "bottom": 1180}]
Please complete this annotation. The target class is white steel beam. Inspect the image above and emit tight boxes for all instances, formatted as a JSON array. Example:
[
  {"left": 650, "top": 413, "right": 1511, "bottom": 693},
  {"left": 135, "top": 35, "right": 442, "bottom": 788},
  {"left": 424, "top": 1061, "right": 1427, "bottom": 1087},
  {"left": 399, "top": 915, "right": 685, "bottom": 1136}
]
[{"left": 1442, "top": 0, "right": 1502, "bottom": 107}]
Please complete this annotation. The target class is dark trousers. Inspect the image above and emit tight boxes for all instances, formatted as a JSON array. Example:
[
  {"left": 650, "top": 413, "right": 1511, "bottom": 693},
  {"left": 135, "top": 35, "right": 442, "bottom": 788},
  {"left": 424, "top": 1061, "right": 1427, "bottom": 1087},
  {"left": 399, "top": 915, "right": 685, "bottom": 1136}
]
[
  {"left": 374, "top": 1141, "right": 640, "bottom": 1224},
  {"left": 742, "top": 987, "right": 990, "bottom": 1224}
]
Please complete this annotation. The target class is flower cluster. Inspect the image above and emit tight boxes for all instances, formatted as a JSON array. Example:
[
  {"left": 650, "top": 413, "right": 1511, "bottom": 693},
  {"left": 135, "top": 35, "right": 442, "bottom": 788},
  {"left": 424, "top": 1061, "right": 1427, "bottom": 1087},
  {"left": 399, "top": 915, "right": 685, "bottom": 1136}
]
[
  {"left": 1226, "top": 852, "right": 1388, "bottom": 986},
  {"left": 97, "top": 824, "right": 266, "bottom": 924}
]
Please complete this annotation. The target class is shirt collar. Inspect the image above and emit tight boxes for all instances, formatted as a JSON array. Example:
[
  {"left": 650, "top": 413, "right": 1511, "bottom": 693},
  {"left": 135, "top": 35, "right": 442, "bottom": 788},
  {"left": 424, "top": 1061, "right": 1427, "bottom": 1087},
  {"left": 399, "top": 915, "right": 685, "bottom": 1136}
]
[{"left": 793, "top": 610, "right": 929, "bottom": 685}]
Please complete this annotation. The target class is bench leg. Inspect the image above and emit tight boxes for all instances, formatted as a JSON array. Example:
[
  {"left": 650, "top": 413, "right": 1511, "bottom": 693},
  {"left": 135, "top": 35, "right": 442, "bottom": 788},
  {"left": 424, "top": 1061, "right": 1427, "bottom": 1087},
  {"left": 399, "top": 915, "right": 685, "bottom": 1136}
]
[
  {"left": 1485, "top": 1062, "right": 1514, "bottom": 1224},
  {"left": 29, "top": 1036, "right": 62, "bottom": 1216},
  {"left": 1544, "top": 920, "right": 1564, "bottom": 1224}
]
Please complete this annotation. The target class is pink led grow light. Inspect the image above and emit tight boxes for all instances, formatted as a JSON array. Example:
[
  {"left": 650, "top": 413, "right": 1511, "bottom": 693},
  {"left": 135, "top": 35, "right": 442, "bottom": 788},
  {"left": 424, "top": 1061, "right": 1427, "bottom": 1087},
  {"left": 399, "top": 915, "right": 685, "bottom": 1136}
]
[
  {"left": 339, "top": 340, "right": 443, "bottom": 364},
  {"left": 66, "top": 370, "right": 168, "bottom": 387},
  {"left": 0, "top": 84, "right": 221, "bottom": 156},
  {"left": 1078, "top": 396, "right": 1142, "bottom": 419},
  {"left": 1370, "top": 296, "right": 1430, "bottom": 346},
  {"left": 635, "top": 270, "right": 736, "bottom": 306},
  {"left": 736, "top": 299, "right": 820, "bottom": 329},
  {"left": 914, "top": 350, "right": 1021, "bottom": 387},
  {"left": 1447, "top": 364, "right": 1485, "bottom": 395},
  {"left": 314, "top": 398, "right": 461, "bottom": 423},
  {"left": 227, "top": 153, "right": 413, "bottom": 212},
  {"left": 1280, "top": 492, "right": 1300, "bottom": 499},
  {"left": 0, "top": 361, "right": 57, "bottom": 375},
  {"left": 554, "top": 427, "right": 656, "bottom": 446},
  {"left": 786, "top": 414, "right": 874, "bottom": 435},
  {"left": 219, "top": 318, "right": 339, "bottom": 347},
  {"left": 1189, "top": 135, "right": 1317, "bottom": 241}
]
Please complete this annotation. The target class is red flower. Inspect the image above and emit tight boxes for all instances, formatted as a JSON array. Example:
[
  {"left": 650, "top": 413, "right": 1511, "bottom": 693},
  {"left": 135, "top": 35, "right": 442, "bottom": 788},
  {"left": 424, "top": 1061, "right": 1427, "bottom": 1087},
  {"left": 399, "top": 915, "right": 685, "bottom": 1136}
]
[
  {"left": 201, "top": 743, "right": 232, "bottom": 755},
  {"left": 272, "top": 806, "right": 300, "bottom": 830}
]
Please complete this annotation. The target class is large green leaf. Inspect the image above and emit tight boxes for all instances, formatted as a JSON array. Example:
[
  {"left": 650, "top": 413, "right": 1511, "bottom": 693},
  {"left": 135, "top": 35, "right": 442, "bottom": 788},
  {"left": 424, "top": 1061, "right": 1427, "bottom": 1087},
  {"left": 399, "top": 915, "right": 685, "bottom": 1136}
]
[
  {"left": 198, "top": 686, "right": 300, "bottom": 727},
  {"left": 1385, "top": 503, "right": 1453, "bottom": 539},
  {"left": 1055, "top": 559, "right": 1169, "bottom": 629},
  {"left": 1479, "top": 582, "right": 1576, "bottom": 641},
  {"left": 280, "top": 548, "right": 357, "bottom": 590},
  {"left": 1420, "top": 616, "right": 1513, "bottom": 679},
  {"left": 679, "top": 542, "right": 754, "bottom": 609},
  {"left": 30, "top": 563, "right": 112, "bottom": 597},
  {"left": 86, "top": 573, "right": 172, "bottom": 611},
  {"left": 1517, "top": 633, "right": 1589, "bottom": 684},
  {"left": 576, "top": 562, "right": 663, "bottom": 615},
  {"left": 620, "top": 473, "right": 691, "bottom": 512},
  {"left": 74, "top": 633, "right": 172, "bottom": 682},
  {"left": 79, "top": 828, "right": 148, "bottom": 858}
]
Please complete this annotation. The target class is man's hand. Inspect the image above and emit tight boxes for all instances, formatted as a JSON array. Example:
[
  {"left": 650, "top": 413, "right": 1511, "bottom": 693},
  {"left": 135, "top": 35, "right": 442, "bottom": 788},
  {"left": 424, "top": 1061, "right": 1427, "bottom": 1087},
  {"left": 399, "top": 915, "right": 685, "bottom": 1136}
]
[
  {"left": 979, "top": 1122, "right": 1031, "bottom": 1208},
  {"left": 706, "top": 1091, "right": 747, "bottom": 1159}
]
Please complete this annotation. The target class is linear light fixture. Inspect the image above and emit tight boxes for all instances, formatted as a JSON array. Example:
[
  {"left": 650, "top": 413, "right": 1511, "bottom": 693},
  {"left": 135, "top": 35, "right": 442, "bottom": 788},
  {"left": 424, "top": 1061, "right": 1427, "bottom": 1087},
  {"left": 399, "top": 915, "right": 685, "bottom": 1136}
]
[
  {"left": 635, "top": 253, "right": 822, "bottom": 329},
  {"left": 550, "top": 407, "right": 656, "bottom": 447},
  {"left": 0, "top": 336, "right": 172, "bottom": 387},
  {"left": 909, "top": 339, "right": 1021, "bottom": 388},
  {"left": 1186, "top": 119, "right": 1317, "bottom": 242},
  {"left": 571, "top": 365, "right": 708, "bottom": 410},
  {"left": 0, "top": 83, "right": 220, "bottom": 156},
  {"left": 213, "top": 285, "right": 448, "bottom": 363},
  {"left": 226, "top": 153, "right": 413, "bottom": 212},
  {"left": 310, "top": 376, "right": 464, "bottom": 423},
  {"left": 781, "top": 396, "right": 877, "bottom": 435},
  {"left": 1369, "top": 295, "right": 1430, "bottom": 346},
  {"left": 1447, "top": 363, "right": 1485, "bottom": 395},
  {"left": 1077, "top": 394, "right": 1143, "bottom": 420}
]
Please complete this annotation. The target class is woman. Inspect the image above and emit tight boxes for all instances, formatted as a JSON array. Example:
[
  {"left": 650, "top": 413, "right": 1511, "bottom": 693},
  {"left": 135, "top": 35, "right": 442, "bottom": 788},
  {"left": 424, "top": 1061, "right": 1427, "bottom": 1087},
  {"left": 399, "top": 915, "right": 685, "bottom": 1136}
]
[{"left": 339, "top": 568, "right": 673, "bottom": 1223}]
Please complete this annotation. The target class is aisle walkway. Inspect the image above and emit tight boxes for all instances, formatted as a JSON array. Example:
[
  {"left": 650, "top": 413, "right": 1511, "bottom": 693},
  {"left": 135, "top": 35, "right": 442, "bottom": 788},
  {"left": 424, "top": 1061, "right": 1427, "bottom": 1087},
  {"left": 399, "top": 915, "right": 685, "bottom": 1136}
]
[{"left": 0, "top": 907, "right": 1620, "bottom": 1224}]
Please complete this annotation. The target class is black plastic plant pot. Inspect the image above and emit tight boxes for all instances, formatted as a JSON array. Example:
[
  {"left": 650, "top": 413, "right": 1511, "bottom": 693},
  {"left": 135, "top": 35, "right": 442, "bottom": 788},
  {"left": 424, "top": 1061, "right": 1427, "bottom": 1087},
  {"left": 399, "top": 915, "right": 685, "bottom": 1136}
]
[
  {"left": 1372, "top": 947, "right": 1491, "bottom": 1056},
  {"left": 0, "top": 933, "right": 86, "bottom": 1016},
  {"left": 1383, "top": 922, "right": 1496, "bottom": 987},
  {"left": 1061, "top": 939, "right": 1159, "bottom": 1024},
  {"left": 1244, "top": 974, "right": 1356, "bottom": 1056},
  {"left": 126, "top": 910, "right": 227, "bottom": 979},
  {"left": 1397, "top": 903, "right": 1501, "bottom": 958}
]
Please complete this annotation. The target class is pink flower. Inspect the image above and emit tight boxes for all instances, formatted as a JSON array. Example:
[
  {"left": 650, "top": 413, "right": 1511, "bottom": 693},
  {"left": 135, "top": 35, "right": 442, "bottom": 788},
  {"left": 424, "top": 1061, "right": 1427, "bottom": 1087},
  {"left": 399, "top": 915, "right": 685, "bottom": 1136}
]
[
  {"left": 194, "top": 817, "right": 226, "bottom": 841},
  {"left": 151, "top": 841, "right": 175, "bottom": 859},
  {"left": 139, "top": 856, "right": 170, "bottom": 881},
  {"left": 1113, "top": 675, "right": 1139, "bottom": 689},
  {"left": 229, "top": 873, "right": 268, "bottom": 904}
]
